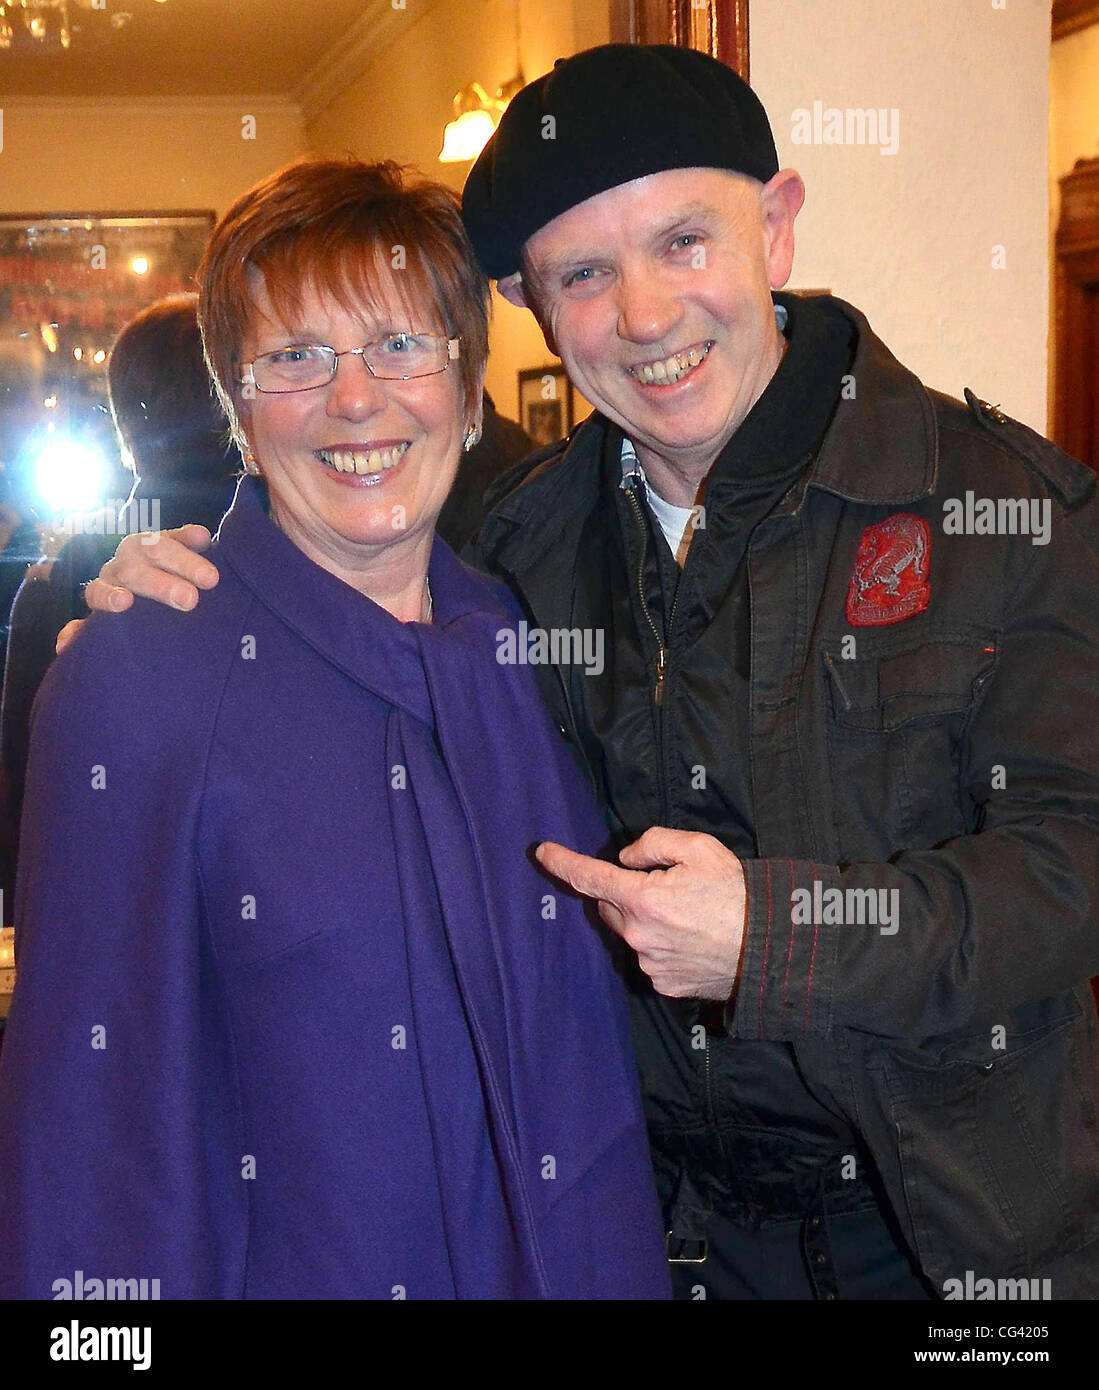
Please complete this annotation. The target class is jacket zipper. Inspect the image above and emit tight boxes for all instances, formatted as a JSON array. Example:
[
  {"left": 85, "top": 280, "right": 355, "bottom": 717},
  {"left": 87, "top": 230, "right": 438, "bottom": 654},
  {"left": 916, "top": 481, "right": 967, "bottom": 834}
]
[
  {"left": 625, "top": 472, "right": 720, "bottom": 1154},
  {"left": 703, "top": 1030, "right": 715, "bottom": 1123},
  {"left": 622, "top": 476, "right": 678, "bottom": 705}
]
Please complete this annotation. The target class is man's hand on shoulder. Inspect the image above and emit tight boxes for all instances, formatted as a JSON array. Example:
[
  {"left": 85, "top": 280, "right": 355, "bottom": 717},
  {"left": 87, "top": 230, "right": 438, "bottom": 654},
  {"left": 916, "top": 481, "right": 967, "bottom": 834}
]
[
  {"left": 86, "top": 524, "right": 218, "bottom": 615},
  {"left": 56, "top": 525, "right": 220, "bottom": 655}
]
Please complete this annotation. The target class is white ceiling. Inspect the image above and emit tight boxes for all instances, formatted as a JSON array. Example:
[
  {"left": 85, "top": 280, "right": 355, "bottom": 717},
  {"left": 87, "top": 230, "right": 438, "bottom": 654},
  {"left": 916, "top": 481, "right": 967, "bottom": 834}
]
[{"left": 0, "top": 0, "right": 394, "bottom": 96}]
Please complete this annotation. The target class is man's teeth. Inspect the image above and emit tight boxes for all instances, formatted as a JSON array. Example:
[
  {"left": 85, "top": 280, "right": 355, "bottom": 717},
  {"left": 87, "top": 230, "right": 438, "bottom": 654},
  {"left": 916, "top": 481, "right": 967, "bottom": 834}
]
[
  {"left": 631, "top": 343, "right": 711, "bottom": 386},
  {"left": 317, "top": 443, "right": 409, "bottom": 474}
]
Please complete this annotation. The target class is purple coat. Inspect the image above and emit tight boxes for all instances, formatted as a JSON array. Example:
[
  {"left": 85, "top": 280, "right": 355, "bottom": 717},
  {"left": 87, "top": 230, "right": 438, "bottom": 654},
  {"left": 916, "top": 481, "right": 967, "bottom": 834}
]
[{"left": 0, "top": 477, "right": 669, "bottom": 1300}]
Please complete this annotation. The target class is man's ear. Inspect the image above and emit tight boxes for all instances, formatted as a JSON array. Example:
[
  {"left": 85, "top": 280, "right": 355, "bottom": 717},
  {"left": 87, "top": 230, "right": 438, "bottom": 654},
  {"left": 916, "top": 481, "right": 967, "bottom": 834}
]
[
  {"left": 497, "top": 272, "right": 559, "bottom": 357},
  {"left": 495, "top": 271, "right": 531, "bottom": 310},
  {"left": 759, "top": 168, "right": 805, "bottom": 291}
]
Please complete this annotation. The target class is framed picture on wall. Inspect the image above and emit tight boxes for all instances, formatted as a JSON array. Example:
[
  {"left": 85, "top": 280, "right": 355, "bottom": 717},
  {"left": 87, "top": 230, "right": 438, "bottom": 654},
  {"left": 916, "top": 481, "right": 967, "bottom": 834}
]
[
  {"left": 0, "top": 210, "right": 214, "bottom": 510},
  {"left": 518, "top": 364, "right": 575, "bottom": 447}
]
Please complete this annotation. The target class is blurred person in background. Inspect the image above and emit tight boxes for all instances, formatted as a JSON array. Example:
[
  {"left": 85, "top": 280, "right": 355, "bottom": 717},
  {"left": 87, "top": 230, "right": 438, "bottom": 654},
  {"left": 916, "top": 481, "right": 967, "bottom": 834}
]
[
  {"left": 0, "top": 295, "right": 240, "bottom": 924},
  {"left": 0, "top": 340, "right": 49, "bottom": 926},
  {"left": 0, "top": 478, "right": 41, "bottom": 680},
  {"left": 0, "top": 342, "right": 47, "bottom": 669}
]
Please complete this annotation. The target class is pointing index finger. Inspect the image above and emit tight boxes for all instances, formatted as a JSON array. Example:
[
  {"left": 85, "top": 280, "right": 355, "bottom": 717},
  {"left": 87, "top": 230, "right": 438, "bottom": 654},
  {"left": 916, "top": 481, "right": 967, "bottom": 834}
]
[{"left": 535, "top": 841, "right": 640, "bottom": 908}]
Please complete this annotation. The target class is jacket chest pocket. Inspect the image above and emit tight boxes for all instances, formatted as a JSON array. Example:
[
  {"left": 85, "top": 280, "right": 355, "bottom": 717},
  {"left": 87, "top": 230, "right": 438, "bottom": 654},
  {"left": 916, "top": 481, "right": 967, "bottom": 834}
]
[{"left": 821, "top": 635, "right": 997, "bottom": 860}]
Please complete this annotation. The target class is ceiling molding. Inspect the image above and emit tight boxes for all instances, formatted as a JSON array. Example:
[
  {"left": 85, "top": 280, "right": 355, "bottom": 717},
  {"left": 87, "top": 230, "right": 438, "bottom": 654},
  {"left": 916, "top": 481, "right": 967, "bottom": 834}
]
[
  {"left": 1, "top": 94, "right": 301, "bottom": 115},
  {"left": 293, "top": 0, "right": 442, "bottom": 124}
]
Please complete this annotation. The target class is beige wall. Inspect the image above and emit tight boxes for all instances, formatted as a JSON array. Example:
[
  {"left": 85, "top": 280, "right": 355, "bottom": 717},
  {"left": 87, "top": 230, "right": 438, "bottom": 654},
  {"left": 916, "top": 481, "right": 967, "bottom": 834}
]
[
  {"left": 0, "top": 98, "right": 306, "bottom": 218},
  {"left": 305, "top": 0, "right": 607, "bottom": 422},
  {"left": 752, "top": 0, "right": 1051, "bottom": 431}
]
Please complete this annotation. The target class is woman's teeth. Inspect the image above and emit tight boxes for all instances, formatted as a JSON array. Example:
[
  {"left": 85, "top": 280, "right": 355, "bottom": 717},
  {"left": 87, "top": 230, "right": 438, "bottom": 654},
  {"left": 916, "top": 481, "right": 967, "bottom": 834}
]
[
  {"left": 316, "top": 443, "right": 409, "bottom": 475},
  {"left": 631, "top": 342, "right": 712, "bottom": 386}
]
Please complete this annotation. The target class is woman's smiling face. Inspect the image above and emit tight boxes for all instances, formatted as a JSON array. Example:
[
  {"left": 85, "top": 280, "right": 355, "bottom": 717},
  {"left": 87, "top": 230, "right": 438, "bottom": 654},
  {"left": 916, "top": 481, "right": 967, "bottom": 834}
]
[{"left": 237, "top": 265, "right": 470, "bottom": 576}]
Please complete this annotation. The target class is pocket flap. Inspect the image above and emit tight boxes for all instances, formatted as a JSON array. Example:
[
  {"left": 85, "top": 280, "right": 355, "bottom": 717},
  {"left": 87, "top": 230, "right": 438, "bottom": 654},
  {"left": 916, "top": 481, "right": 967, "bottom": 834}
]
[{"left": 825, "top": 639, "right": 997, "bottom": 731}]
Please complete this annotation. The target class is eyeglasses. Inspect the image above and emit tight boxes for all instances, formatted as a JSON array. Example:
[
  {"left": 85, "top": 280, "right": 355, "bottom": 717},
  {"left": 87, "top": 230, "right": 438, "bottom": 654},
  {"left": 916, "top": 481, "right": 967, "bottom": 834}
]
[{"left": 240, "top": 334, "right": 460, "bottom": 393}]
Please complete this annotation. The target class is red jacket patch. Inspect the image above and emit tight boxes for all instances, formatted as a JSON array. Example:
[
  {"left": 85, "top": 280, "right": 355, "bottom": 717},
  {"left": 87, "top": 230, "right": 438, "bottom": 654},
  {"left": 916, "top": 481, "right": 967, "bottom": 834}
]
[{"left": 845, "top": 513, "right": 931, "bottom": 626}]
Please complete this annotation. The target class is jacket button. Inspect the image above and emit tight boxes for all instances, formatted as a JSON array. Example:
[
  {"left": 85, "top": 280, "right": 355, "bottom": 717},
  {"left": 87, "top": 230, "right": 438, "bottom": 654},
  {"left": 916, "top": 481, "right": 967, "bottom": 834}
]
[{"left": 813, "top": 1251, "right": 827, "bottom": 1266}]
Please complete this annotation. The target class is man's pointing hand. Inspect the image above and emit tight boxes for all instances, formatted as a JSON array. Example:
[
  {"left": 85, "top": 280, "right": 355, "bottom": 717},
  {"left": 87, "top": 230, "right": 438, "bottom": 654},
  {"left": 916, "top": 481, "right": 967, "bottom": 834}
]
[{"left": 536, "top": 827, "right": 747, "bottom": 1001}]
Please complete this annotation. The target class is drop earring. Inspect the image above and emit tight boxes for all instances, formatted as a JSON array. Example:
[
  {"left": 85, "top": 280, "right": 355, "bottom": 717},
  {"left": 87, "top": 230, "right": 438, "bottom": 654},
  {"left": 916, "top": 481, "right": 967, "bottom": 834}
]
[{"left": 463, "top": 426, "right": 481, "bottom": 453}]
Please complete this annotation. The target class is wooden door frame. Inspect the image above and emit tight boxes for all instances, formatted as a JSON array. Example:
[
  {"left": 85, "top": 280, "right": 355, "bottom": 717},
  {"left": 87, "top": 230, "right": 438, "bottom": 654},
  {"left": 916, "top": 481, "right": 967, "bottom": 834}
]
[
  {"left": 609, "top": 0, "right": 749, "bottom": 79},
  {"left": 1053, "top": 158, "right": 1099, "bottom": 468},
  {"left": 1053, "top": 1, "right": 1099, "bottom": 40}
]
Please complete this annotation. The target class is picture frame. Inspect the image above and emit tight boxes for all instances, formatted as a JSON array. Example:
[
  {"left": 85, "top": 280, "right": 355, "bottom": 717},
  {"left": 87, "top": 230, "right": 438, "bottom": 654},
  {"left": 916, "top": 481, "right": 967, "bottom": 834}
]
[
  {"left": 518, "top": 364, "right": 575, "bottom": 447},
  {"left": 0, "top": 210, "right": 214, "bottom": 493}
]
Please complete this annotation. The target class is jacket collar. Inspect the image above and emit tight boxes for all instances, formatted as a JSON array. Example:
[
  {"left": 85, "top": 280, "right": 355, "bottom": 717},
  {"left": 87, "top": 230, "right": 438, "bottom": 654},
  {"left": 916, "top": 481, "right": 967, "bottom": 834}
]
[
  {"left": 479, "top": 421, "right": 605, "bottom": 579},
  {"left": 481, "top": 294, "right": 939, "bottom": 579},
  {"left": 799, "top": 295, "right": 938, "bottom": 509}
]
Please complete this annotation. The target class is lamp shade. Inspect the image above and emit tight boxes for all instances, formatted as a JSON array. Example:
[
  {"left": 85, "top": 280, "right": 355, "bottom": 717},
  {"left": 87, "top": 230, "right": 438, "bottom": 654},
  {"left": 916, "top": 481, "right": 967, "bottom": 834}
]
[{"left": 439, "top": 108, "right": 497, "bottom": 164}]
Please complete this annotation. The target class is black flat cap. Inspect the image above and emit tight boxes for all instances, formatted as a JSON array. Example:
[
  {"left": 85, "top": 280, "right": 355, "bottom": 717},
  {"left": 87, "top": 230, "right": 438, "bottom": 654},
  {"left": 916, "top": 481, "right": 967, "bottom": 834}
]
[{"left": 462, "top": 44, "right": 779, "bottom": 280}]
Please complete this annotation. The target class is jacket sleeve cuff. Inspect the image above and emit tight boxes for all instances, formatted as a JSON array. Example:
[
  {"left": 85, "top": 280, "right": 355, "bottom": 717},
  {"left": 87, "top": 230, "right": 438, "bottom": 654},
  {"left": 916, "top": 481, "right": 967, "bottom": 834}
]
[{"left": 724, "top": 857, "right": 841, "bottom": 1041}]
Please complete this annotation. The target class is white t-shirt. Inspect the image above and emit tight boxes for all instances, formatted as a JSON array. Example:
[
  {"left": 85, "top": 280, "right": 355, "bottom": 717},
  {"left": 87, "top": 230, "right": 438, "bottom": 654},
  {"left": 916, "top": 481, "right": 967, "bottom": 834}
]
[{"left": 620, "top": 437, "right": 697, "bottom": 557}]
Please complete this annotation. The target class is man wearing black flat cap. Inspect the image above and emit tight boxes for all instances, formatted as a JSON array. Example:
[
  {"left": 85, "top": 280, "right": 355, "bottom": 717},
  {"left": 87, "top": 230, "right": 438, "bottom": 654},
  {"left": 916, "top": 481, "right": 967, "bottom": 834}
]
[{"left": 81, "top": 44, "right": 1099, "bottom": 1301}]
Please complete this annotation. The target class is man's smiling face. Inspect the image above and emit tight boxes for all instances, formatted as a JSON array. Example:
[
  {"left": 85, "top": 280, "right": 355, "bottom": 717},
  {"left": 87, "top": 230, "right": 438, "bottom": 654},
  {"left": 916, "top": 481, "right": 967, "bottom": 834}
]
[{"left": 512, "top": 166, "right": 803, "bottom": 498}]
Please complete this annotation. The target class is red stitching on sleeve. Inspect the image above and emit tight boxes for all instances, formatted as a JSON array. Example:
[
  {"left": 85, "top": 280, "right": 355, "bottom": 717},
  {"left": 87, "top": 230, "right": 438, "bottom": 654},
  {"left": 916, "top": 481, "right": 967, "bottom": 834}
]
[
  {"left": 757, "top": 858, "right": 773, "bottom": 1040},
  {"left": 803, "top": 861, "right": 820, "bottom": 1036},
  {"left": 782, "top": 857, "right": 796, "bottom": 1005}
]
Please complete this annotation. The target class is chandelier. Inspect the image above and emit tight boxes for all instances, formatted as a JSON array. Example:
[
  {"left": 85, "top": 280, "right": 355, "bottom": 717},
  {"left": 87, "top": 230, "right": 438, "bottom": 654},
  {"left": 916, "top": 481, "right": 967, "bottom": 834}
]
[{"left": 0, "top": 0, "right": 144, "bottom": 51}]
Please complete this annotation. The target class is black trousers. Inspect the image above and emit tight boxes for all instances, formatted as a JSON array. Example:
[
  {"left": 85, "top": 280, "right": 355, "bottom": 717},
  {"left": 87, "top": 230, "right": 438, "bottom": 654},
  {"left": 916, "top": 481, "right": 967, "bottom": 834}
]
[{"left": 668, "top": 1187, "right": 938, "bottom": 1300}]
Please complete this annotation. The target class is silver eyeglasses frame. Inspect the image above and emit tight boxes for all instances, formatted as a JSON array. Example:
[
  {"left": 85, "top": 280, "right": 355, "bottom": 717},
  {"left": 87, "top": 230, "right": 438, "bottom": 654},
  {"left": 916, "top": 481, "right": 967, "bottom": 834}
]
[{"left": 239, "top": 335, "right": 461, "bottom": 393}]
